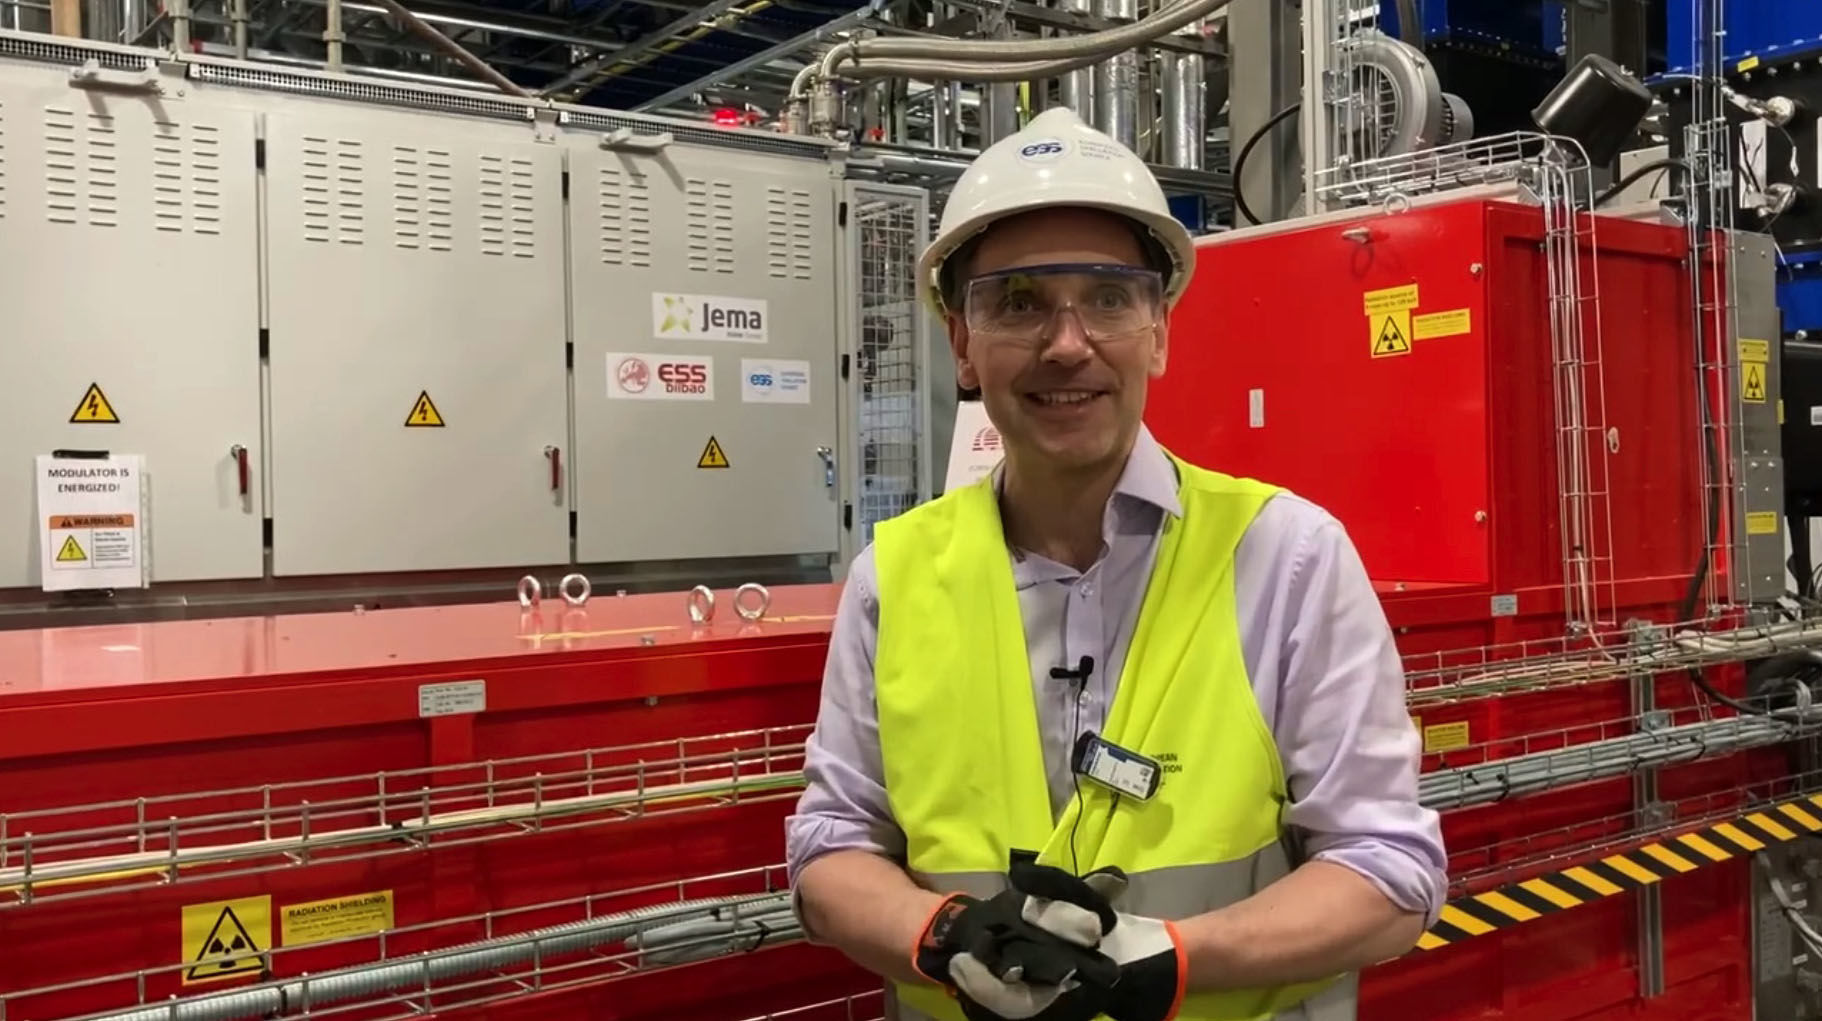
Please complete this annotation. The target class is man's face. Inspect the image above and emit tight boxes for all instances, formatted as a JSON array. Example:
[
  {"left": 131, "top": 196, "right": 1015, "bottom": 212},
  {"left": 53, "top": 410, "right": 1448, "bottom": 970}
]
[{"left": 946, "top": 207, "right": 1169, "bottom": 475}]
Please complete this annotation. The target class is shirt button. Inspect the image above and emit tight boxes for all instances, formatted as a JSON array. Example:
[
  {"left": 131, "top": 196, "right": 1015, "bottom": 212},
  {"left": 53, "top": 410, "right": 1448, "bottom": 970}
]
[{"left": 1080, "top": 583, "right": 1094, "bottom": 598}]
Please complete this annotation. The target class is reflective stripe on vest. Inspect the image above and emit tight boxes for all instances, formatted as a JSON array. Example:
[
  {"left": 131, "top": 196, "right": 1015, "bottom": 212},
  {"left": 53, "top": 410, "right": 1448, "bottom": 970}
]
[{"left": 872, "top": 452, "right": 1349, "bottom": 1021}]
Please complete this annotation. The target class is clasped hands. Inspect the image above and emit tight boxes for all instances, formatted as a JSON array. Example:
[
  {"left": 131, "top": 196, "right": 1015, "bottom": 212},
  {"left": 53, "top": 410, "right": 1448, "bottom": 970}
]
[{"left": 911, "top": 859, "right": 1186, "bottom": 1021}]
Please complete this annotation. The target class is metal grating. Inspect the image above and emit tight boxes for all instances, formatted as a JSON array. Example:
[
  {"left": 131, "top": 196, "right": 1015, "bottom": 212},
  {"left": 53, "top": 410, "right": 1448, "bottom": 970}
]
[
  {"left": 850, "top": 189, "right": 925, "bottom": 546},
  {"left": 0, "top": 31, "right": 145, "bottom": 71},
  {"left": 192, "top": 62, "right": 533, "bottom": 124}
]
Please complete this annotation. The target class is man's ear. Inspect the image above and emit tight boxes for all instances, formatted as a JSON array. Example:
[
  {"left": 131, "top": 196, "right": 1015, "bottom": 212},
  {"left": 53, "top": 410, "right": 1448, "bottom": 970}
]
[
  {"left": 1149, "top": 315, "right": 1170, "bottom": 378},
  {"left": 948, "top": 315, "right": 980, "bottom": 391}
]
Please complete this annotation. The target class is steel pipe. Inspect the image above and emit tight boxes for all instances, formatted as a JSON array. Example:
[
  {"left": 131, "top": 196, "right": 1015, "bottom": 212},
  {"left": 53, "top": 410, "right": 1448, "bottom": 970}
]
[{"left": 365, "top": 0, "right": 529, "bottom": 97}]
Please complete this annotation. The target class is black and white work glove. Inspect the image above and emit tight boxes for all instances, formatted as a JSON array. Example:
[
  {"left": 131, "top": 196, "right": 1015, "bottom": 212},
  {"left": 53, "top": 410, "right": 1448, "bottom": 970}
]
[
  {"left": 1007, "top": 865, "right": 1187, "bottom": 1021},
  {"left": 911, "top": 861, "right": 1122, "bottom": 1021}
]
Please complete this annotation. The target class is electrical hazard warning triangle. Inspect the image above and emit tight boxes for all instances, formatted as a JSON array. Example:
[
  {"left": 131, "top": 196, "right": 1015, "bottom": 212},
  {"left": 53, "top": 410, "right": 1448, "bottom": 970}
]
[
  {"left": 1741, "top": 361, "right": 1768, "bottom": 403},
  {"left": 69, "top": 382, "right": 120, "bottom": 424},
  {"left": 185, "top": 904, "right": 265, "bottom": 982},
  {"left": 697, "top": 436, "right": 730, "bottom": 469},
  {"left": 1370, "top": 312, "right": 1412, "bottom": 358},
  {"left": 55, "top": 535, "right": 87, "bottom": 562},
  {"left": 405, "top": 391, "right": 446, "bottom": 427}
]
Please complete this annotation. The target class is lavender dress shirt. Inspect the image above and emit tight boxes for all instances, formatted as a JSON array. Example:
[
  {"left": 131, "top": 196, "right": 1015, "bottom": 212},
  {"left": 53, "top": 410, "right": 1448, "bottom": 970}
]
[{"left": 784, "top": 424, "right": 1448, "bottom": 931}]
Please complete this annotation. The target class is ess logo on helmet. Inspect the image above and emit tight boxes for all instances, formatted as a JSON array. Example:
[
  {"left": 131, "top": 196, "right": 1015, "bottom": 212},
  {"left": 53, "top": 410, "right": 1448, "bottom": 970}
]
[{"left": 1018, "top": 140, "right": 1066, "bottom": 162}]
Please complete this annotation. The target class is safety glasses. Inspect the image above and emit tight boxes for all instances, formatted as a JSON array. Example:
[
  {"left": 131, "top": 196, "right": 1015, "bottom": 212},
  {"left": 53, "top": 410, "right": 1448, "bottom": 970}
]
[{"left": 961, "top": 263, "right": 1164, "bottom": 345}]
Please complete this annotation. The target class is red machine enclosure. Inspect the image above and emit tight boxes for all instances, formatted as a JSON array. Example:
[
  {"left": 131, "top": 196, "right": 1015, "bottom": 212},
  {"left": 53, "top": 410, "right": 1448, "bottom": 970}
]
[{"left": 1151, "top": 197, "right": 1762, "bottom": 1020}]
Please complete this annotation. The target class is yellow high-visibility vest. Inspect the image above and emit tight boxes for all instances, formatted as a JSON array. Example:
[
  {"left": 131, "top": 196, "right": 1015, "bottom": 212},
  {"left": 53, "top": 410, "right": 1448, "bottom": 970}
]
[{"left": 872, "top": 452, "right": 1344, "bottom": 1021}]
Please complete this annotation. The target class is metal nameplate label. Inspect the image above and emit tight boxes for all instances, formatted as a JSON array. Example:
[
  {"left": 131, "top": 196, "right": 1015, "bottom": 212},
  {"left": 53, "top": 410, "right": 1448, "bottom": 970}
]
[{"left": 418, "top": 679, "right": 486, "bottom": 718}]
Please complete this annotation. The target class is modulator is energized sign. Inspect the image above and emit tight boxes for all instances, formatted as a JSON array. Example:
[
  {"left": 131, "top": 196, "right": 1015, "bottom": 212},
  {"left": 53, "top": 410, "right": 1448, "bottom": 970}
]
[{"left": 35, "top": 453, "right": 147, "bottom": 592}]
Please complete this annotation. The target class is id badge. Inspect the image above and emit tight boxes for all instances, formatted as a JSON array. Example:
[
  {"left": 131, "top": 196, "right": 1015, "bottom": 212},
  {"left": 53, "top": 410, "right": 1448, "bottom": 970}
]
[{"left": 1071, "top": 731, "right": 1162, "bottom": 801}]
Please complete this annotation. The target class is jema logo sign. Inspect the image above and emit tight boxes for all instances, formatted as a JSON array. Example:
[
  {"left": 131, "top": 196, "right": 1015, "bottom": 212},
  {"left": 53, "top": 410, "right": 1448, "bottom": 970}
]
[{"left": 651, "top": 292, "right": 768, "bottom": 343}]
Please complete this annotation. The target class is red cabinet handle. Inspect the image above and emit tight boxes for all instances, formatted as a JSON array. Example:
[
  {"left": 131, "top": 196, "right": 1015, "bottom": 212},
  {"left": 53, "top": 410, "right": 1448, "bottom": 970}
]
[
  {"left": 545, "top": 445, "right": 561, "bottom": 492},
  {"left": 231, "top": 444, "right": 249, "bottom": 497}
]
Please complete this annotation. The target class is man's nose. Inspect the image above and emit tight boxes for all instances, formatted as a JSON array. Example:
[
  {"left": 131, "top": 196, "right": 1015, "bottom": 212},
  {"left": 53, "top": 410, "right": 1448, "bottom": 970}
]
[{"left": 1039, "top": 308, "right": 1095, "bottom": 363}]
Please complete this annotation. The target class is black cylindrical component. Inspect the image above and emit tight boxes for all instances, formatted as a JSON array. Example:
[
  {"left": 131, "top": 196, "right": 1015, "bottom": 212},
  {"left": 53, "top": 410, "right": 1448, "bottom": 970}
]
[{"left": 1531, "top": 53, "right": 1654, "bottom": 166}]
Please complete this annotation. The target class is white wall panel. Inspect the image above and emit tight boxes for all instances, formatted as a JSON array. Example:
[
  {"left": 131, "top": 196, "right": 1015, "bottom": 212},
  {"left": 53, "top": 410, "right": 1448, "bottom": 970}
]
[
  {"left": 568, "top": 142, "right": 841, "bottom": 563},
  {"left": 0, "top": 69, "right": 263, "bottom": 588},
  {"left": 265, "top": 108, "right": 568, "bottom": 576}
]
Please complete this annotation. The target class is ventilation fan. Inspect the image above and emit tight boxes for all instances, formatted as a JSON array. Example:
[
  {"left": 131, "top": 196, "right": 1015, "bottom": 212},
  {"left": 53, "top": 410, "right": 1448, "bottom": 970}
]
[{"left": 1334, "top": 28, "right": 1473, "bottom": 160}]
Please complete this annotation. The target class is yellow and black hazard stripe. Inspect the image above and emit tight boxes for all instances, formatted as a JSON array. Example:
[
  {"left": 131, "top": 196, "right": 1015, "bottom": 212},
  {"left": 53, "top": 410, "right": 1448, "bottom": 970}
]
[{"left": 1414, "top": 793, "right": 1822, "bottom": 952}]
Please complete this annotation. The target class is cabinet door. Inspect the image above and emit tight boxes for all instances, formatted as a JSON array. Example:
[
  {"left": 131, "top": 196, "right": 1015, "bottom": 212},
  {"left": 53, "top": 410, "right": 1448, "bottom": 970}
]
[
  {"left": 265, "top": 110, "right": 569, "bottom": 576},
  {"left": 0, "top": 72, "right": 263, "bottom": 588},
  {"left": 569, "top": 144, "right": 841, "bottom": 562}
]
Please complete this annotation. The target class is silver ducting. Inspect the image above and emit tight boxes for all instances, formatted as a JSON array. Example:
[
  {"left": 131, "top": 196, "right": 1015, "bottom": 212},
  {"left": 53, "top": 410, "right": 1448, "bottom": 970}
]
[
  {"left": 1158, "top": 19, "right": 1204, "bottom": 169},
  {"left": 1056, "top": 0, "right": 1097, "bottom": 118},
  {"left": 930, "top": 81, "right": 962, "bottom": 149},
  {"left": 1091, "top": 0, "right": 1137, "bottom": 147}
]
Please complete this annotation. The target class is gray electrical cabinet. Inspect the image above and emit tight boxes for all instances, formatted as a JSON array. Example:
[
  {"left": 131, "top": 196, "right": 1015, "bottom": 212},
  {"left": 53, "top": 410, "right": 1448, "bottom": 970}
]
[
  {"left": 264, "top": 108, "right": 570, "bottom": 576},
  {"left": 0, "top": 72, "right": 264, "bottom": 588},
  {"left": 567, "top": 138, "right": 842, "bottom": 563}
]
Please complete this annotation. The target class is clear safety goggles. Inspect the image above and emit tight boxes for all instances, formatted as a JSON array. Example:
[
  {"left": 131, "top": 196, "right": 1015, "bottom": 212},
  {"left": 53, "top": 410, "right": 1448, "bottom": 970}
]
[{"left": 961, "top": 263, "right": 1164, "bottom": 345}]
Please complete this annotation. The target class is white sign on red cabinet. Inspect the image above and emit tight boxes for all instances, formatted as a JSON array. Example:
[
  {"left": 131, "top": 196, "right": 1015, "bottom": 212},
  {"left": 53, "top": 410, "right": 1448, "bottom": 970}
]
[{"left": 606, "top": 352, "right": 715, "bottom": 401}]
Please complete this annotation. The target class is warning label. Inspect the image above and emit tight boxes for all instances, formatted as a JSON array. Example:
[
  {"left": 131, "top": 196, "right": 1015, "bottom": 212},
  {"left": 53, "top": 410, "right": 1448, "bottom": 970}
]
[
  {"left": 1423, "top": 721, "right": 1472, "bottom": 753},
  {"left": 1362, "top": 284, "right": 1420, "bottom": 315},
  {"left": 1371, "top": 310, "right": 1412, "bottom": 358},
  {"left": 1413, "top": 308, "right": 1472, "bottom": 340},
  {"left": 1745, "top": 510, "right": 1780, "bottom": 536},
  {"left": 69, "top": 382, "right": 120, "bottom": 424},
  {"left": 282, "top": 890, "right": 395, "bottom": 947},
  {"left": 1742, "top": 361, "right": 1768, "bottom": 404},
  {"left": 697, "top": 435, "right": 731, "bottom": 469},
  {"left": 55, "top": 535, "right": 87, "bottom": 563},
  {"left": 405, "top": 391, "right": 446, "bottom": 427},
  {"left": 182, "top": 896, "right": 271, "bottom": 985}
]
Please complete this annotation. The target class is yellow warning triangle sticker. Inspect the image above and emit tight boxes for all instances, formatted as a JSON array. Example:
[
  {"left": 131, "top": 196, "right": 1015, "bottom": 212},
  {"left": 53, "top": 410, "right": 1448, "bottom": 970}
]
[
  {"left": 697, "top": 436, "right": 731, "bottom": 469},
  {"left": 1371, "top": 314, "right": 1411, "bottom": 357},
  {"left": 69, "top": 382, "right": 120, "bottom": 424},
  {"left": 186, "top": 905, "right": 264, "bottom": 982},
  {"left": 1743, "top": 362, "right": 1767, "bottom": 402},
  {"left": 405, "top": 391, "right": 446, "bottom": 427},
  {"left": 55, "top": 535, "right": 87, "bottom": 562}
]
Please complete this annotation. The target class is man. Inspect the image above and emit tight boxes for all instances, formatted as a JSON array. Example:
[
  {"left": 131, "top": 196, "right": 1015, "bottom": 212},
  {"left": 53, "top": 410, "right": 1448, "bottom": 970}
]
[{"left": 784, "top": 106, "right": 1446, "bottom": 1021}]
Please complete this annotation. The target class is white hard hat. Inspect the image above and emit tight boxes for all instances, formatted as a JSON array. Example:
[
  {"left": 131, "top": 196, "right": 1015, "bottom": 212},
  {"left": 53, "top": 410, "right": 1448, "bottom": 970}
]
[{"left": 916, "top": 106, "right": 1196, "bottom": 317}]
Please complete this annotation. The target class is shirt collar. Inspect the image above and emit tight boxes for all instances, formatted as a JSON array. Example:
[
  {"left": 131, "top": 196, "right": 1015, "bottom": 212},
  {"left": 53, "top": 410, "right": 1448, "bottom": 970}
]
[{"left": 988, "top": 423, "right": 1183, "bottom": 575}]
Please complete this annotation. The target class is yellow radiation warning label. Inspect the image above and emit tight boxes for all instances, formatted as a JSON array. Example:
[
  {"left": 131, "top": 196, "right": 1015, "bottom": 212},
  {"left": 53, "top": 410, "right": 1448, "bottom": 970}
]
[
  {"left": 69, "top": 382, "right": 120, "bottom": 424},
  {"left": 182, "top": 895, "right": 271, "bottom": 985},
  {"left": 1362, "top": 283, "right": 1420, "bottom": 315},
  {"left": 1370, "top": 310, "right": 1412, "bottom": 358},
  {"left": 1414, "top": 308, "right": 1473, "bottom": 340},
  {"left": 1738, "top": 338, "right": 1771, "bottom": 363},
  {"left": 1423, "top": 721, "right": 1472, "bottom": 753},
  {"left": 281, "top": 890, "right": 395, "bottom": 948}
]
